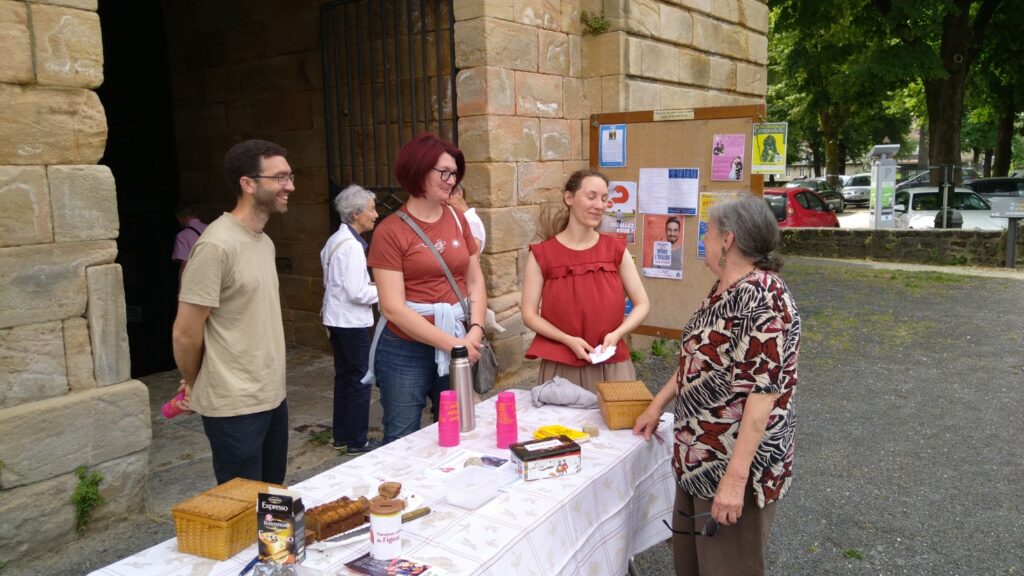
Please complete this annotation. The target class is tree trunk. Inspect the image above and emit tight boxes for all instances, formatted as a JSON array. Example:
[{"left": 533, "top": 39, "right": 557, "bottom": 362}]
[
  {"left": 918, "top": 122, "right": 929, "bottom": 171},
  {"left": 820, "top": 110, "right": 841, "bottom": 184},
  {"left": 923, "top": 0, "right": 973, "bottom": 185},
  {"left": 983, "top": 149, "right": 993, "bottom": 177},
  {"left": 993, "top": 86, "right": 1015, "bottom": 176}
]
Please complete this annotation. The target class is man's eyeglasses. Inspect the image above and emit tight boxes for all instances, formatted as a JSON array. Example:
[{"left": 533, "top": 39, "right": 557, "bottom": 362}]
[
  {"left": 248, "top": 173, "right": 295, "bottom": 185},
  {"left": 432, "top": 167, "right": 456, "bottom": 182},
  {"left": 662, "top": 511, "right": 720, "bottom": 537}
]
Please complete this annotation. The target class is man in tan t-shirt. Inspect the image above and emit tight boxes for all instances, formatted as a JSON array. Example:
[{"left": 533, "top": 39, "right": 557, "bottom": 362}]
[{"left": 171, "top": 139, "right": 293, "bottom": 485}]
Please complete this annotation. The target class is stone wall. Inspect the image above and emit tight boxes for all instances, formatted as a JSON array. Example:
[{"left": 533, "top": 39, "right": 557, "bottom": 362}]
[
  {"left": 160, "top": 0, "right": 331, "bottom": 350},
  {"left": 780, "top": 226, "right": 1024, "bottom": 267},
  {"left": 0, "top": 0, "right": 150, "bottom": 567},
  {"left": 453, "top": 0, "right": 769, "bottom": 380}
]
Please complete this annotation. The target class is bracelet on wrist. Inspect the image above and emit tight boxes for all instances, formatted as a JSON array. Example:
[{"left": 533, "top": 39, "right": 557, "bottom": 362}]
[{"left": 469, "top": 322, "right": 483, "bottom": 334}]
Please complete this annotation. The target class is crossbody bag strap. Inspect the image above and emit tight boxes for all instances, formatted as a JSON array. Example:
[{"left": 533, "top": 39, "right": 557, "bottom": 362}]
[{"left": 397, "top": 210, "right": 472, "bottom": 321}]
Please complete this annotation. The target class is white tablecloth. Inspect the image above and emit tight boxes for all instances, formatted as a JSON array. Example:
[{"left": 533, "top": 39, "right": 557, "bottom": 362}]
[{"left": 91, "top": 389, "right": 675, "bottom": 576}]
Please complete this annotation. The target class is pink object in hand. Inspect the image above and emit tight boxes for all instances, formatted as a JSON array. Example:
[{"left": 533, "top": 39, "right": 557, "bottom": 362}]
[
  {"left": 495, "top": 391, "right": 518, "bottom": 449},
  {"left": 161, "top": 391, "right": 186, "bottom": 419},
  {"left": 438, "top": 390, "right": 460, "bottom": 447}
]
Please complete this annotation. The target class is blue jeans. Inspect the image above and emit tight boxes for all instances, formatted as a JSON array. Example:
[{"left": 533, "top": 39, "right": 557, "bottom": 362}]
[
  {"left": 374, "top": 326, "right": 448, "bottom": 444},
  {"left": 201, "top": 400, "right": 288, "bottom": 485},
  {"left": 328, "top": 326, "right": 372, "bottom": 449}
]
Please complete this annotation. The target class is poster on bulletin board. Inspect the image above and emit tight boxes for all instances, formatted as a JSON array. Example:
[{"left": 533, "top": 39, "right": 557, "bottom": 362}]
[{"left": 599, "top": 124, "right": 627, "bottom": 168}]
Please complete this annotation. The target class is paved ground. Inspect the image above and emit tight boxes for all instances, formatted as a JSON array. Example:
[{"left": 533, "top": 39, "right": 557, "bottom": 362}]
[{"left": 9, "top": 256, "right": 1024, "bottom": 575}]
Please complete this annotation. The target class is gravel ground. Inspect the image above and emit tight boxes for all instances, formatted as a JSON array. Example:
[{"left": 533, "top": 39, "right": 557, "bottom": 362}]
[{"left": 9, "top": 257, "right": 1024, "bottom": 575}]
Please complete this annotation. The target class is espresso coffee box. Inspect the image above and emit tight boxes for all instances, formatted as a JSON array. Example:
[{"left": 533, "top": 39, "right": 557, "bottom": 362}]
[
  {"left": 258, "top": 487, "right": 305, "bottom": 564},
  {"left": 510, "top": 435, "right": 582, "bottom": 481}
]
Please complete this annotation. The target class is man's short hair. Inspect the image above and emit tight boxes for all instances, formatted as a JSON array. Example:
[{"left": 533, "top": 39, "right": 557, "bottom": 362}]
[
  {"left": 223, "top": 139, "right": 288, "bottom": 197},
  {"left": 666, "top": 217, "right": 680, "bottom": 231}
]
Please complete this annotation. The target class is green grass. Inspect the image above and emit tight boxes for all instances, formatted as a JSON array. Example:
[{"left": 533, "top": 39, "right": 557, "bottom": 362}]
[
  {"left": 307, "top": 430, "right": 332, "bottom": 445},
  {"left": 842, "top": 548, "right": 865, "bottom": 560}
]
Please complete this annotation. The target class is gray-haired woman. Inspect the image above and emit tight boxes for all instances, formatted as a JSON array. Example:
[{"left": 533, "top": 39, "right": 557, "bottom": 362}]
[
  {"left": 634, "top": 193, "right": 800, "bottom": 576},
  {"left": 320, "top": 184, "right": 380, "bottom": 454}
]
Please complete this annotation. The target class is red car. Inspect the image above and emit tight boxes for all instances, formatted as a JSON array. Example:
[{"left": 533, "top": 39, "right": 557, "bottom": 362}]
[{"left": 763, "top": 187, "right": 840, "bottom": 228}]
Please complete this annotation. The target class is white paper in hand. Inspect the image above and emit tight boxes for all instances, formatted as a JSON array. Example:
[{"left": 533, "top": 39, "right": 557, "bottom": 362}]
[{"left": 589, "top": 344, "right": 616, "bottom": 364}]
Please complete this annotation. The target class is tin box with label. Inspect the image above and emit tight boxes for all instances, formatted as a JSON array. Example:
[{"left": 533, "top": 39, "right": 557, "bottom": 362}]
[{"left": 509, "top": 435, "right": 582, "bottom": 481}]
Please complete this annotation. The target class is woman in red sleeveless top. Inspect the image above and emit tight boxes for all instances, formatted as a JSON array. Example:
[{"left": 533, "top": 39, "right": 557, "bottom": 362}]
[{"left": 522, "top": 169, "right": 650, "bottom": 392}]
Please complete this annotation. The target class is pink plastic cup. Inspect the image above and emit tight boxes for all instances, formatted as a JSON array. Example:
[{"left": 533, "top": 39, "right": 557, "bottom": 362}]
[
  {"left": 438, "top": 390, "right": 460, "bottom": 447},
  {"left": 495, "top": 391, "right": 518, "bottom": 449},
  {"left": 161, "top": 391, "right": 186, "bottom": 419}
]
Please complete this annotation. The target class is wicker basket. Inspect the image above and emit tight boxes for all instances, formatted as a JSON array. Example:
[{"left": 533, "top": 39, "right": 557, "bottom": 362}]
[
  {"left": 172, "top": 478, "right": 285, "bottom": 560},
  {"left": 596, "top": 380, "right": 653, "bottom": 430}
]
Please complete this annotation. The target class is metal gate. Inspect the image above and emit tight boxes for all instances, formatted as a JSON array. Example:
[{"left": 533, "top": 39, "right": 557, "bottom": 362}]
[{"left": 320, "top": 0, "right": 457, "bottom": 218}]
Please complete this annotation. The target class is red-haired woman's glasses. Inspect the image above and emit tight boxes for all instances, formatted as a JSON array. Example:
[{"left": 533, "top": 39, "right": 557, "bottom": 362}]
[
  {"left": 432, "top": 167, "right": 456, "bottom": 182},
  {"left": 662, "top": 511, "right": 720, "bottom": 537}
]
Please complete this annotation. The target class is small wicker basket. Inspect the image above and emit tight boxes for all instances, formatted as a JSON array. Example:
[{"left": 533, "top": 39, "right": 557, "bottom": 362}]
[
  {"left": 596, "top": 380, "right": 653, "bottom": 430},
  {"left": 171, "top": 478, "right": 283, "bottom": 560}
]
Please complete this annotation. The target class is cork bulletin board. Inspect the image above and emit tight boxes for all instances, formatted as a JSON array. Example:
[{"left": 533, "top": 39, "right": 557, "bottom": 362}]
[{"left": 588, "top": 105, "right": 766, "bottom": 339}]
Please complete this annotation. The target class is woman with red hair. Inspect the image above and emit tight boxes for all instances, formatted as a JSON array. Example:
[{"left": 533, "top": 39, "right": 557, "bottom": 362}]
[{"left": 364, "top": 133, "right": 487, "bottom": 443}]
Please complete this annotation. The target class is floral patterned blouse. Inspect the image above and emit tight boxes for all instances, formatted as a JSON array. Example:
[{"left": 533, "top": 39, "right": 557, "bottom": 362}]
[{"left": 672, "top": 269, "right": 800, "bottom": 508}]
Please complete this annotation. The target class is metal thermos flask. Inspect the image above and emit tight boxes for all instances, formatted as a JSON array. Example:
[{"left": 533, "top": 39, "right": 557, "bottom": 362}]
[{"left": 450, "top": 346, "right": 476, "bottom": 433}]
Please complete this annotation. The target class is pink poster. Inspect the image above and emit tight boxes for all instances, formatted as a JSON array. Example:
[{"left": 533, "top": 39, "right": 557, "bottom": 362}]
[{"left": 711, "top": 134, "right": 746, "bottom": 181}]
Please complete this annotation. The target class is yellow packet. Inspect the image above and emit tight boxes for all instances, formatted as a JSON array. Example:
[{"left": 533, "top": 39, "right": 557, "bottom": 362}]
[{"left": 533, "top": 424, "right": 590, "bottom": 443}]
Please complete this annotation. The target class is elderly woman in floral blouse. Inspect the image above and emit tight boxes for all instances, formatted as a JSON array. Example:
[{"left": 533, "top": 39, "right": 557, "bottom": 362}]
[{"left": 634, "top": 193, "right": 800, "bottom": 576}]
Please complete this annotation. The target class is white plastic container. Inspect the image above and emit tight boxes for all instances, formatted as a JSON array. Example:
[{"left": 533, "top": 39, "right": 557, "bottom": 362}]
[{"left": 446, "top": 466, "right": 499, "bottom": 509}]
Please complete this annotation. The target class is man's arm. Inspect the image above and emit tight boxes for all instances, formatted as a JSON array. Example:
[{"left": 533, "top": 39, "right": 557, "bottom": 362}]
[{"left": 172, "top": 301, "right": 211, "bottom": 397}]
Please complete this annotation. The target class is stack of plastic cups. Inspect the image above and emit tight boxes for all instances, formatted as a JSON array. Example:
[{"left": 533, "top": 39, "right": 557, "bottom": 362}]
[
  {"left": 495, "top": 391, "right": 518, "bottom": 449},
  {"left": 161, "top": 391, "right": 186, "bottom": 419},
  {"left": 438, "top": 390, "right": 460, "bottom": 447}
]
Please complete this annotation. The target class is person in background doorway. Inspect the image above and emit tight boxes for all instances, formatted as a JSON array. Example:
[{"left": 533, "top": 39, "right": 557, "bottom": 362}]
[
  {"left": 320, "top": 184, "right": 380, "bottom": 455},
  {"left": 364, "top": 132, "right": 486, "bottom": 444},
  {"left": 634, "top": 194, "right": 800, "bottom": 576},
  {"left": 447, "top": 182, "right": 485, "bottom": 252},
  {"left": 172, "top": 139, "right": 293, "bottom": 485},
  {"left": 172, "top": 204, "right": 207, "bottom": 289},
  {"left": 521, "top": 169, "right": 650, "bottom": 392}
]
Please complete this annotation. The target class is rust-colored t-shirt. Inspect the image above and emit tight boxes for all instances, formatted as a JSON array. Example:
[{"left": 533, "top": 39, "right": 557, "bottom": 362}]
[
  {"left": 367, "top": 204, "right": 479, "bottom": 340},
  {"left": 524, "top": 234, "right": 630, "bottom": 366}
]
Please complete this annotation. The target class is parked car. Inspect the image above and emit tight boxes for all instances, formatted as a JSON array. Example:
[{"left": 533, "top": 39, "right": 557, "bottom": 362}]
[
  {"left": 963, "top": 177, "right": 1024, "bottom": 201},
  {"left": 841, "top": 173, "right": 872, "bottom": 206},
  {"left": 893, "top": 187, "right": 1007, "bottom": 230},
  {"left": 764, "top": 187, "right": 840, "bottom": 228},
  {"left": 784, "top": 178, "right": 845, "bottom": 212},
  {"left": 895, "top": 166, "right": 978, "bottom": 191}
]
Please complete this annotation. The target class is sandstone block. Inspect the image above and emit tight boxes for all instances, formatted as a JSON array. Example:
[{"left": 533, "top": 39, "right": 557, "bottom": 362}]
[
  {"left": 747, "top": 30, "right": 768, "bottom": 64},
  {"left": 0, "top": 1, "right": 34, "bottom": 84},
  {"left": 538, "top": 29, "right": 569, "bottom": 75},
  {"left": 626, "top": 0, "right": 660, "bottom": 36},
  {"left": 676, "top": 0, "right": 713, "bottom": 14},
  {"left": 517, "top": 161, "right": 564, "bottom": 204},
  {"left": 277, "top": 203, "right": 330, "bottom": 243},
  {"left": 455, "top": 18, "right": 538, "bottom": 72},
  {"left": 515, "top": 0, "right": 561, "bottom": 30},
  {"left": 540, "top": 119, "right": 572, "bottom": 161},
  {"left": 279, "top": 274, "right": 318, "bottom": 313},
  {"left": 63, "top": 316, "right": 95, "bottom": 390},
  {"left": 0, "top": 379, "right": 151, "bottom": 489},
  {"left": 48, "top": 164, "right": 118, "bottom": 242},
  {"left": 571, "top": 119, "right": 583, "bottom": 161},
  {"left": 456, "top": 66, "right": 515, "bottom": 116},
  {"left": 0, "top": 321, "right": 67, "bottom": 409},
  {"left": 0, "top": 240, "right": 116, "bottom": 329},
  {"left": 625, "top": 36, "right": 642, "bottom": 76},
  {"left": 453, "top": 0, "right": 514, "bottom": 21},
  {"left": 661, "top": 85, "right": 706, "bottom": 109},
  {"left": 483, "top": 205, "right": 541, "bottom": 252},
  {"left": 481, "top": 249, "right": 518, "bottom": 295},
  {"left": 489, "top": 291, "right": 521, "bottom": 315},
  {"left": 26, "top": 0, "right": 97, "bottom": 9},
  {"left": 86, "top": 264, "right": 130, "bottom": 386},
  {"left": 742, "top": 0, "right": 770, "bottom": 33},
  {"left": 460, "top": 162, "right": 517, "bottom": 209},
  {"left": 581, "top": 32, "right": 626, "bottom": 78},
  {"left": 736, "top": 61, "right": 767, "bottom": 95},
  {"left": 459, "top": 116, "right": 539, "bottom": 162},
  {"left": 492, "top": 332, "right": 524, "bottom": 374},
  {"left": 569, "top": 34, "right": 581, "bottom": 77},
  {"left": 86, "top": 450, "right": 149, "bottom": 530},
  {"left": 641, "top": 40, "right": 679, "bottom": 82},
  {"left": 718, "top": 0, "right": 741, "bottom": 23},
  {"left": 562, "top": 77, "right": 596, "bottom": 120},
  {"left": 0, "top": 84, "right": 106, "bottom": 165},
  {"left": 660, "top": 4, "right": 693, "bottom": 46},
  {"left": 31, "top": 3, "right": 103, "bottom": 88},
  {"left": 0, "top": 469, "right": 77, "bottom": 565},
  {"left": 490, "top": 311, "right": 525, "bottom": 342},
  {"left": 709, "top": 56, "right": 737, "bottom": 90},
  {"left": 625, "top": 78, "right": 661, "bottom": 111},
  {"left": 678, "top": 48, "right": 711, "bottom": 86},
  {"left": 0, "top": 166, "right": 52, "bottom": 247},
  {"left": 515, "top": 71, "right": 562, "bottom": 117},
  {"left": 693, "top": 15, "right": 746, "bottom": 60}
]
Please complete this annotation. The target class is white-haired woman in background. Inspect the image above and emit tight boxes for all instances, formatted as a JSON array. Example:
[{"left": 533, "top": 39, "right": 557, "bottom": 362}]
[{"left": 320, "top": 184, "right": 380, "bottom": 454}]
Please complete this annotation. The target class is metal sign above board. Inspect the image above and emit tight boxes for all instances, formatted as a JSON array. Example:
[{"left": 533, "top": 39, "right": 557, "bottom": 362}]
[
  {"left": 653, "top": 109, "right": 695, "bottom": 122},
  {"left": 989, "top": 198, "right": 1024, "bottom": 219}
]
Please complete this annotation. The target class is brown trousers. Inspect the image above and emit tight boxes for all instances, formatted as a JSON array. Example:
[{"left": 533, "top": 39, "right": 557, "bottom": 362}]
[
  {"left": 672, "top": 483, "right": 776, "bottom": 576},
  {"left": 536, "top": 358, "right": 636, "bottom": 394}
]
